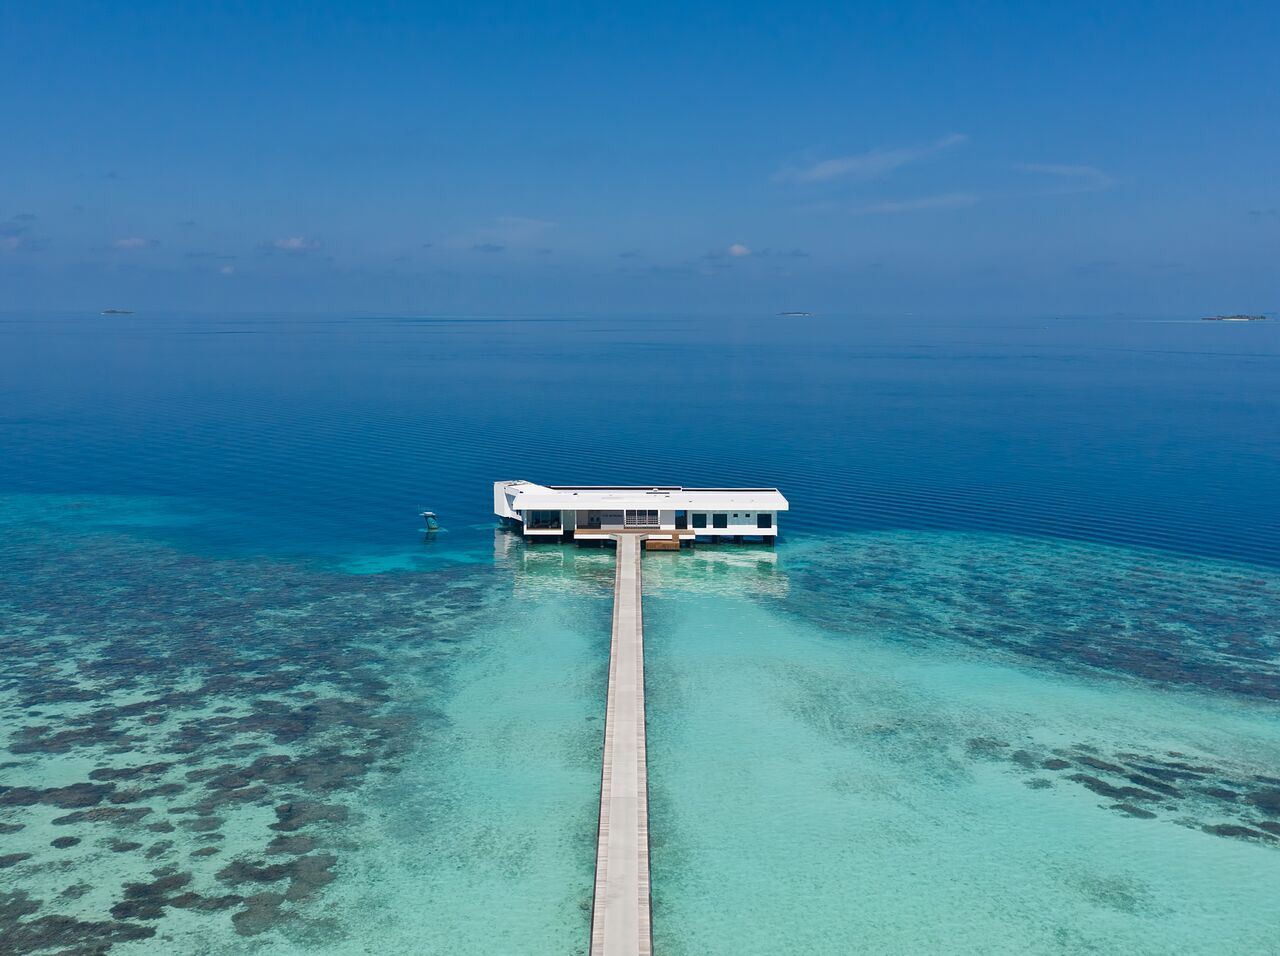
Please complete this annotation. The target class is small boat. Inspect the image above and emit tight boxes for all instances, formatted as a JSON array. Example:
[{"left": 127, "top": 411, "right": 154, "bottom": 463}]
[
  {"left": 420, "top": 510, "right": 440, "bottom": 532},
  {"left": 1202, "top": 314, "right": 1265, "bottom": 322}
]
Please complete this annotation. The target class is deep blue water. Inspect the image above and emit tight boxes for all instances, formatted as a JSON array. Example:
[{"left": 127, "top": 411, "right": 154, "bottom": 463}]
[{"left": 2, "top": 312, "right": 1277, "bottom": 563}]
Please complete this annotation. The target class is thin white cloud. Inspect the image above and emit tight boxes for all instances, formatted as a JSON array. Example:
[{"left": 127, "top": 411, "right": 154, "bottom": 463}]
[
  {"left": 1014, "top": 163, "right": 1115, "bottom": 192},
  {"left": 113, "top": 237, "right": 158, "bottom": 250},
  {"left": 728, "top": 243, "right": 751, "bottom": 257},
  {"left": 778, "top": 133, "right": 968, "bottom": 184},
  {"left": 272, "top": 236, "right": 321, "bottom": 252},
  {"left": 1, "top": 217, "right": 47, "bottom": 252},
  {"left": 219, "top": 264, "right": 235, "bottom": 275},
  {"left": 852, "top": 192, "right": 980, "bottom": 215}
]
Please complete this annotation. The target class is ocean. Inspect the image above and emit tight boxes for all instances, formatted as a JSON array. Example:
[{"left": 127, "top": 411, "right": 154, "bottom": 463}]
[{"left": 1, "top": 311, "right": 1277, "bottom": 954}]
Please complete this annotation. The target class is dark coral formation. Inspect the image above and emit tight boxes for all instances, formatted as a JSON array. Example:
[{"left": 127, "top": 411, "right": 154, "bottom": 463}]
[
  {"left": 782, "top": 533, "right": 1280, "bottom": 699},
  {"left": 0, "top": 516, "right": 499, "bottom": 953},
  {"left": 964, "top": 736, "right": 1280, "bottom": 844},
  {"left": 215, "top": 851, "right": 338, "bottom": 906}
]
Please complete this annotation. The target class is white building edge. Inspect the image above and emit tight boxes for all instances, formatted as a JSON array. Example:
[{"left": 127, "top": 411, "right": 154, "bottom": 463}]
[{"left": 494, "top": 480, "right": 788, "bottom": 545}]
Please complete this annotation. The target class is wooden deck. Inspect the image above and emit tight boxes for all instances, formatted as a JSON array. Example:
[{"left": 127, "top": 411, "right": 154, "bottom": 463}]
[
  {"left": 573, "top": 527, "right": 693, "bottom": 536},
  {"left": 589, "top": 534, "right": 653, "bottom": 956}
]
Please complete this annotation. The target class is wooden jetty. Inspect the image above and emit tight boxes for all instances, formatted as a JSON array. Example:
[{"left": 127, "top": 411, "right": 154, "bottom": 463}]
[{"left": 589, "top": 533, "right": 653, "bottom": 956}]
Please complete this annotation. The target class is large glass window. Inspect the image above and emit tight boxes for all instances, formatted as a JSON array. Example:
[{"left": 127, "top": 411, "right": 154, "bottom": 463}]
[
  {"left": 527, "top": 510, "right": 561, "bottom": 529},
  {"left": 757, "top": 512, "right": 772, "bottom": 529},
  {"left": 692, "top": 513, "right": 707, "bottom": 529},
  {"left": 712, "top": 513, "right": 728, "bottom": 529}
]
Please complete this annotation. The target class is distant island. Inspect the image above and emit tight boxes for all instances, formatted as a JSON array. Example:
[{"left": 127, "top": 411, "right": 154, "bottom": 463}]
[
  {"left": 1202, "top": 314, "right": 1265, "bottom": 322},
  {"left": 777, "top": 311, "right": 812, "bottom": 317},
  {"left": 101, "top": 309, "right": 134, "bottom": 315}
]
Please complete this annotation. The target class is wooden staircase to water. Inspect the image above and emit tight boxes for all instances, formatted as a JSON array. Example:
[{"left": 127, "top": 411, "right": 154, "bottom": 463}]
[{"left": 643, "top": 534, "right": 680, "bottom": 551}]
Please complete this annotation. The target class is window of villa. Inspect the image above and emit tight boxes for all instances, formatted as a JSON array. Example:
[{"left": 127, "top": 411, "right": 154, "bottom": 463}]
[
  {"left": 713, "top": 513, "right": 728, "bottom": 529},
  {"left": 692, "top": 513, "right": 707, "bottom": 528},
  {"left": 757, "top": 513, "right": 772, "bottom": 529},
  {"left": 624, "top": 509, "right": 658, "bottom": 527}
]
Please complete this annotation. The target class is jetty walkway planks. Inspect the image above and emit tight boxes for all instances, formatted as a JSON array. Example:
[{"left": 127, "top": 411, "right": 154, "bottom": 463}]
[{"left": 589, "top": 533, "right": 653, "bottom": 956}]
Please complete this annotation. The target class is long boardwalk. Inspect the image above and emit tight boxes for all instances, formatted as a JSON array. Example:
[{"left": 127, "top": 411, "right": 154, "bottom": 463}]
[{"left": 589, "top": 533, "right": 653, "bottom": 956}]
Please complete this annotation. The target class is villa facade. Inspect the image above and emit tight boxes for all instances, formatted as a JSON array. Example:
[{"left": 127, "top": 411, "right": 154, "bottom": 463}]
[{"left": 493, "top": 480, "right": 788, "bottom": 545}]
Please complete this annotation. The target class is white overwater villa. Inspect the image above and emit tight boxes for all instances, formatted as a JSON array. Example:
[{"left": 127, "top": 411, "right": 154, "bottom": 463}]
[{"left": 494, "top": 480, "right": 788, "bottom": 548}]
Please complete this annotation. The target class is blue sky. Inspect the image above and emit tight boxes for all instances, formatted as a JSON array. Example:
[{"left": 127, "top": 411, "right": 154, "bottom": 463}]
[{"left": 2, "top": 1, "right": 1276, "bottom": 314}]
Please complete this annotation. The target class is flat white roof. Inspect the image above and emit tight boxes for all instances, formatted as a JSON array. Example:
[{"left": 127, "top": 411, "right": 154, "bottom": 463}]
[{"left": 497, "top": 480, "right": 788, "bottom": 512}]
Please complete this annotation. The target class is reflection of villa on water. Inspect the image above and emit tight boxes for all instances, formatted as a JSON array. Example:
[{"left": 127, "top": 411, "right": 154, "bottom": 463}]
[
  {"left": 493, "top": 480, "right": 788, "bottom": 549},
  {"left": 495, "top": 529, "right": 788, "bottom": 598}
]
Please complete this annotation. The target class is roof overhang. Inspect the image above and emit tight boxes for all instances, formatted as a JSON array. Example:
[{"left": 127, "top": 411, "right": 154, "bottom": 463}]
[{"left": 497, "top": 481, "right": 788, "bottom": 512}]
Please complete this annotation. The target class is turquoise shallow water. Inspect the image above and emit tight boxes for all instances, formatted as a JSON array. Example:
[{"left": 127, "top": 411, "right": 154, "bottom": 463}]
[
  {"left": 2, "top": 312, "right": 1278, "bottom": 952},
  {"left": 279, "top": 548, "right": 612, "bottom": 955},
  {"left": 644, "top": 535, "right": 1280, "bottom": 954}
]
